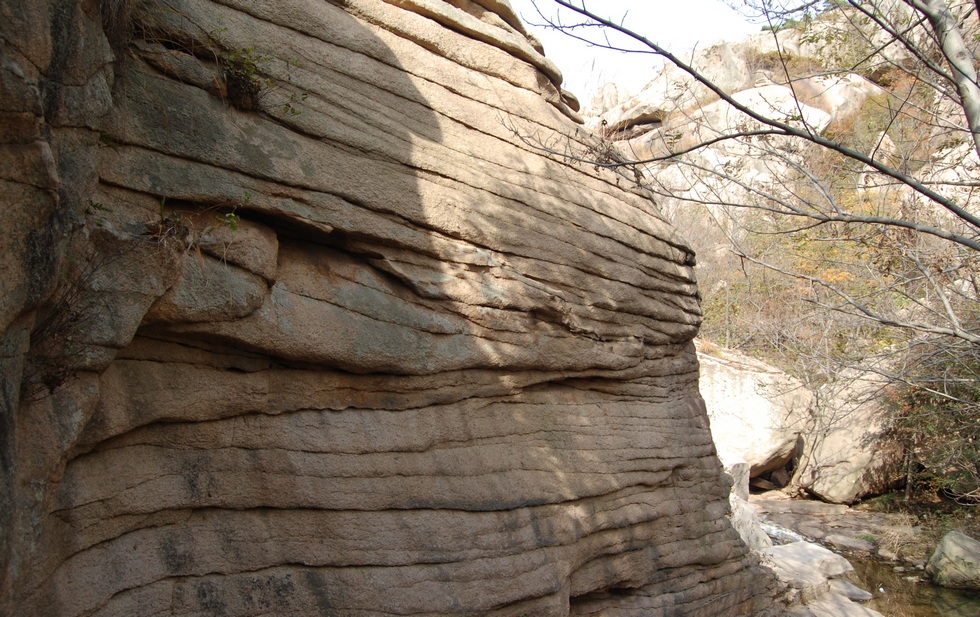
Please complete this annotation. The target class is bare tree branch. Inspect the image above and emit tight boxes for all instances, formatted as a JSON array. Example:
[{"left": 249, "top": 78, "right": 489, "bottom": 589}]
[
  {"left": 552, "top": 0, "right": 980, "bottom": 234},
  {"left": 906, "top": 0, "right": 980, "bottom": 157},
  {"left": 735, "top": 250, "right": 980, "bottom": 343}
]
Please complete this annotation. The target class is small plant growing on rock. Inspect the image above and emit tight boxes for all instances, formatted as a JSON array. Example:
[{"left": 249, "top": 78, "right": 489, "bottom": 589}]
[
  {"left": 218, "top": 48, "right": 308, "bottom": 116},
  {"left": 859, "top": 533, "right": 880, "bottom": 545},
  {"left": 144, "top": 197, "right": 193, "bottom": 247},
  {"left": 142, "top": 196, "right": 246, "bottom": 271},
  {"left": 145, "top": 197, "right": 241, "bottom": 242},
  {"left": 222, "top": 46, "right": 271, "bottom": 112},
  {"left": 215, "top": 211, "right": 240, "bottom": 231},
  {"left": 20, "top": 249, "right": 118, "bottom": 401}
]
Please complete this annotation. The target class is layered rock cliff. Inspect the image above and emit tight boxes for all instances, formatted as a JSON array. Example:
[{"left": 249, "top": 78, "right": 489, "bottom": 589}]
[{"left": 1, "top": 1, "right": 778, "bottom": 615}]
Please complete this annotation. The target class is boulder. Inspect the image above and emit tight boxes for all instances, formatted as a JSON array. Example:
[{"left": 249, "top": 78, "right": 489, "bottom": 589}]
[
  {"left": 762, "top": 541, "right": 854, "bottom": 581},
  {"left": 793, "top": 372, "right": 905, "bottom": 504},
  {"left": 0, "top": 1, "right": 779, "bottom": 616},
  {"left": 759, "top": 541, "right": 882, "bottom": 617},
  {"left": 729, "top": 493, "right": 774, "bottom": 551},
  {"left": 697, "top": 342, "right": 812, "bottom": 476},
  {"left": 927, "top": 531, "right": 980, "bottom": 590}
]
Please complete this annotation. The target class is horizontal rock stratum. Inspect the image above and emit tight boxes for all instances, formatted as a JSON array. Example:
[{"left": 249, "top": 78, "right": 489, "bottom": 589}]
[{"left": 1, "top": 1, "right": 778, "bottom": 615}]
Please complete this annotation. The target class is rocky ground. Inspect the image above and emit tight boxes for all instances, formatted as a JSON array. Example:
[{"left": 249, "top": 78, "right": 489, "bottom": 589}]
[
  {"left": 753, "top": 493, "right": 923, "bottom": 565},
  {"left": 750, "top": 492, "right": 980, "bottom": 617}
]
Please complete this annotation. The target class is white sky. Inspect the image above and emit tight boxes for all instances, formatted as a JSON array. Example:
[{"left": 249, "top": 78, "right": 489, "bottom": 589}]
[{"left": 508, "top": 0, "right": 761, "bottom": 103}]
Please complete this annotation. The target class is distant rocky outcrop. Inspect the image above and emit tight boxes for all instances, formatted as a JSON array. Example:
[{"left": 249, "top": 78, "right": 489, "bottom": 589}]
[
  {"left": 588, "top": 37, "right": 887, "bottom": 219},
  {"left": 0, "top": 1, "right": 780, "bottom": 616}
]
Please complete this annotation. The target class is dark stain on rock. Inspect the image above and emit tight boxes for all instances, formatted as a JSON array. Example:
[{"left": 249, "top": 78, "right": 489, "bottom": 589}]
[
  {"left": 194, "top": 580, "right": 227, "bottom": 615},
  {"left": 304, "top": 570, "right": 334, "bottom": 613},
  {"left": 238, "top": 573, "right": 295, "bottom": 610},
  {"left": 159, "top": 529, "right": 193, "bottom": 573}
]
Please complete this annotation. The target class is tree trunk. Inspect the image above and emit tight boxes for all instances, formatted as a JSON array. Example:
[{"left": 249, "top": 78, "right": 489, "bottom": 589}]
[{"left": 908, "top": 0, "right": 980, "bottom": 160}]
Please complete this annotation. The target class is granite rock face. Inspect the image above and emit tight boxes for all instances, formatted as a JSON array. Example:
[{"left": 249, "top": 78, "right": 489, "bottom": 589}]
[
  {"left": 0, "top": 1, "right": 778, "bottom": 615},
  {"left": 792, "top": 371, "right": 904, "bottom": 504}
]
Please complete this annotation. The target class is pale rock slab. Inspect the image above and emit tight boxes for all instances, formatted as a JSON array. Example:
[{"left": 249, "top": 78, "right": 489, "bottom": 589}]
[
  {"left": 729, "top": 493, "right": 774, "bottom": 551},
  {"left": 760, "top": 541, "right": 882, "bottom": 617},
  {"left": 794, "top": 371, "right": 905, "bottom": 504},
  {"left": 697, "top": 343, "right": 812, "bottom": 475}
]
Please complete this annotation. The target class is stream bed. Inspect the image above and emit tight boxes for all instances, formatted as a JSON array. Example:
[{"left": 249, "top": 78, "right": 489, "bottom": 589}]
[
  {"left": 848, "top": 558, "right": 980, "bottom": 617},
  {"left": 750, "top": 494, "right": 980, "bottom": 616}
]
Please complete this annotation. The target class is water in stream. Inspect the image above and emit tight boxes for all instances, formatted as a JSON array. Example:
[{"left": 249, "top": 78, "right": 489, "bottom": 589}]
[{"left": 848, "top": 558, "right": 980, "bottom": 617}]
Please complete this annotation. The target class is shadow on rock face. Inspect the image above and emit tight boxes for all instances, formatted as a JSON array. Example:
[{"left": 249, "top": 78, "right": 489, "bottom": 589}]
[{"left": 3, "top": 1, "right": 775, "bottom": 616}]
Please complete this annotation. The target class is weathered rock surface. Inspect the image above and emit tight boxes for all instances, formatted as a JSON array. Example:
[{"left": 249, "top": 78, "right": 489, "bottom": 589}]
[
  {"left": 730, "top": 493, "right": 775, "bottom": 551},
  {"left": 927, "top": 531, "right": 980, "bottom": 590},
  {"left": 760, "top": 541, "right": 884, "bottom": 617},
  {"left": 0, "top": 1, "right": 779, "bottom": 616},
  {"left": 697, "top": 343, "right": 901, "bottom": 503},
  {"left": 751, "top": 493, "right": 918, "bottom": 562},
  {"left": 698, "top": 343, "right": 811, "bottom": 476},
  {"left": 762, "top": 541, "right": 854, "bottom": 597},
  {"left": 792, "top": 371, "right": 905, "bottom": 504},
  {"left": 724, "top": 459, "right": 776, "bottom": 550},
  {"left": 752, "top": 494, "right": 980, "bottom": 615}
]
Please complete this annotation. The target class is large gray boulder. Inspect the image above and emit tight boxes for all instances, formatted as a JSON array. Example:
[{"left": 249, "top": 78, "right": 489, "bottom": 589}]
[
  {"left": 927, "top": 531, "right": 980, "bottom": 590},
  {"left": 0, "top": 1, "right": 779, "bottom": 616}
]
